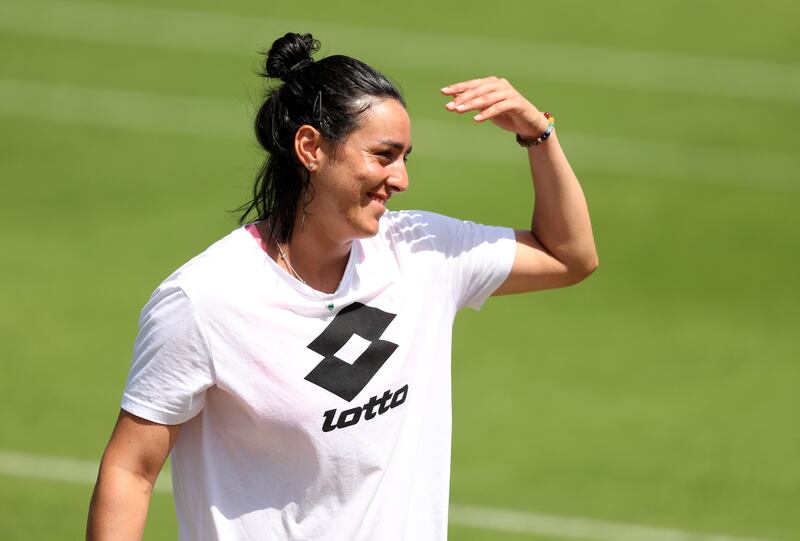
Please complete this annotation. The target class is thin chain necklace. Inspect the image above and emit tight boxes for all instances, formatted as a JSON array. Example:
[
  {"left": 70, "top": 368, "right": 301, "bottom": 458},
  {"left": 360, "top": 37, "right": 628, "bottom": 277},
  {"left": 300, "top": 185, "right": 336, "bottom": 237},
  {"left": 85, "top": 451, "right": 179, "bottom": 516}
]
[{"left": 274, "top": 240, "right": 336, "bottom": 312}]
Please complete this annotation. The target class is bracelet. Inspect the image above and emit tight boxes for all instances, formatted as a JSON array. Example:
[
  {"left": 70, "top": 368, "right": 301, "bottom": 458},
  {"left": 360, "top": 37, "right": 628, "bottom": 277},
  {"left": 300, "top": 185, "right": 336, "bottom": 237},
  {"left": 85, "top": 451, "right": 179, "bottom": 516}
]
[{"left": 516, "top": 112, "right": 555, "bottom": 147}]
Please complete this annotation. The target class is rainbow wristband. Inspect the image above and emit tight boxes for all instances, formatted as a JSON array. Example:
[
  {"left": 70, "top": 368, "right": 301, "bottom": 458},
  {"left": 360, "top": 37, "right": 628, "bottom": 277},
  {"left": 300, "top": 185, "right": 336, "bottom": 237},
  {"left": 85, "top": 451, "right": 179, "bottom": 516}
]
[{"left": 516, "top": 112, "right": 555, "bottom": 147}]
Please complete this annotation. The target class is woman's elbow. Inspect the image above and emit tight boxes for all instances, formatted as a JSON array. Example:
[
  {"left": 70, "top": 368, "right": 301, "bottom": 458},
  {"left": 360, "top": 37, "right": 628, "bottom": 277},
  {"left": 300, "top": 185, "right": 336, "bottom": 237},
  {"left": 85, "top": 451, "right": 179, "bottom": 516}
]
[{"left": 566, "top": 253, "right": 599, "bottom": 285}]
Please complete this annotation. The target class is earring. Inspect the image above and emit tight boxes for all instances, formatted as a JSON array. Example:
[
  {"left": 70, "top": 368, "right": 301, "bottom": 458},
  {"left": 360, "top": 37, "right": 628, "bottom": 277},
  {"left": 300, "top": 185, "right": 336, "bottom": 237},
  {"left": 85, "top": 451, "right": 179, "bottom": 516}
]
[{"left": 308, "top": 161, "right": 316, "bottom": 172}]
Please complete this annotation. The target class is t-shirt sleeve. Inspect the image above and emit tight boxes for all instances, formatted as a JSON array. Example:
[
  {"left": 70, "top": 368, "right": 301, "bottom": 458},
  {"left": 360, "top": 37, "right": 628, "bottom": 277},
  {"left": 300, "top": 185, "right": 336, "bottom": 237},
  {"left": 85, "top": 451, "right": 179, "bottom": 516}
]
[
  {"left": 392, "top": 211, "right": 517, "bottom": 311},
  {"left": 121, "top": 279, "right": 215, "bottom": 425}
]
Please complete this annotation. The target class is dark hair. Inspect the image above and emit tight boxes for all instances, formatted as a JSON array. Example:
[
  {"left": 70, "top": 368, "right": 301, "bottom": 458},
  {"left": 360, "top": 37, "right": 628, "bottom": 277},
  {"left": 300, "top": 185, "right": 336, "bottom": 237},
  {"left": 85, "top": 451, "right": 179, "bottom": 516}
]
[{"left": 238, "top": 32, "right": 405, "bottom": 244}]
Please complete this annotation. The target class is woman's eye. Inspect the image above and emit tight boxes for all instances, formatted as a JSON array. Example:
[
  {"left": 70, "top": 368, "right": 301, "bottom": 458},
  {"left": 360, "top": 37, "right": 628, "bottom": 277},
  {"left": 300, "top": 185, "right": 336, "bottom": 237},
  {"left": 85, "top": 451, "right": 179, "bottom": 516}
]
[{"left": 375, "top": 149, "right": 408, "bottom": 164}]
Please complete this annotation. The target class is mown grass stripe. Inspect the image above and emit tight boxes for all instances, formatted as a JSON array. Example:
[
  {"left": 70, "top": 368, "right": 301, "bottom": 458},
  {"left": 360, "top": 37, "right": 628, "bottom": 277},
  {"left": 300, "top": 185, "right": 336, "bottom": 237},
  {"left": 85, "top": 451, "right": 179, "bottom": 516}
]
[
  {"left": 0, "top": 450, "right": 776, "bottom": 541},
  {"left": 0, "top": 449, "right": 172, "bottom": 493},
  {"left": 1, "top": 0, "right": 798, "bottom": 103},
  {"left": 448, "top": 504, "right": 776, "bottom": 541},
  {"left": 0, "top": 78, "right": 249, "bottom": 139},
  {"left": 1, "top": 78, "right": 796, "bottom": 189}
]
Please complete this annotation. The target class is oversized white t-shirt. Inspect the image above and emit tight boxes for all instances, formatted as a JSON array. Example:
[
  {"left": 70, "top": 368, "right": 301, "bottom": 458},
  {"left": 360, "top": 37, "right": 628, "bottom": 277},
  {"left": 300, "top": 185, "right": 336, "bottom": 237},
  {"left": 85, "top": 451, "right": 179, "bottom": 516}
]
[{"left": 122, "top": 210, "right": 516, "bottom": 540}]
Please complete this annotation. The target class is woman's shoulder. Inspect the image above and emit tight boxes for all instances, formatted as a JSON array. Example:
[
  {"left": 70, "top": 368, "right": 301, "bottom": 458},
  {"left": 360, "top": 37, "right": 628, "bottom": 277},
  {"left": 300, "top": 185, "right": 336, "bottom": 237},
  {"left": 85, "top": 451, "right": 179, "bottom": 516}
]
[
  {"left": 377, "top": 209, "right": 515, "bottom": 261},
  {"left": 153, "top": 226, "right": 260, "bottom": 297},
  {"left": 375, "top": 210, "right": 482, "bottom": 262},
  {"left": 380, "top": 209, "right": 492, "bottom": 248},
  {"left": 380, "top": 209, "right": 458, "bottom": 238}
]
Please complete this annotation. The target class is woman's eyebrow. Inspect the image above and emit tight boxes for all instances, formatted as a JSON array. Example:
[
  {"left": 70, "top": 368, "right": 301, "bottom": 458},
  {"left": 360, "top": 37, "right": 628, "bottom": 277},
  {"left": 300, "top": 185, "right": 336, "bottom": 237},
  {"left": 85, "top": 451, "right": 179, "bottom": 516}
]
[{"left": 379, "top": 139, "right": 412, "bottom": 153}]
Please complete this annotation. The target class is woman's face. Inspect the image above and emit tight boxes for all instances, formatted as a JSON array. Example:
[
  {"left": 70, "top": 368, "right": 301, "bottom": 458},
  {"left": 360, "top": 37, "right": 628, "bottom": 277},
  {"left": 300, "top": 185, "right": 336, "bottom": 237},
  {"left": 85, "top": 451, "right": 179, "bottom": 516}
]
[{"left": 307, "top": 98, "right": 412, "bottom": 243}]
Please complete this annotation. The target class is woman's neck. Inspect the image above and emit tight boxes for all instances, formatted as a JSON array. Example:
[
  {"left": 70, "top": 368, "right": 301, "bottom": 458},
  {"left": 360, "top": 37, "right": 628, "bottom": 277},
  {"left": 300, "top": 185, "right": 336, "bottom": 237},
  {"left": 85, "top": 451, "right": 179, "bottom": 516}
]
[{"left": 260, "top": 219, "right": 352, "bottom": 294}]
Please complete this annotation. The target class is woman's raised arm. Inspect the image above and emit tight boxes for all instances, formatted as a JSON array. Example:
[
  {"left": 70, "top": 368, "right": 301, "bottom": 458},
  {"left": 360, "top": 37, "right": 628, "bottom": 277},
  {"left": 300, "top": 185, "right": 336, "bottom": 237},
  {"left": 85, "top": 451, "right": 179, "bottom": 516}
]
[{"left": 441, "top": 77, "right": 598, "bottom": 293}]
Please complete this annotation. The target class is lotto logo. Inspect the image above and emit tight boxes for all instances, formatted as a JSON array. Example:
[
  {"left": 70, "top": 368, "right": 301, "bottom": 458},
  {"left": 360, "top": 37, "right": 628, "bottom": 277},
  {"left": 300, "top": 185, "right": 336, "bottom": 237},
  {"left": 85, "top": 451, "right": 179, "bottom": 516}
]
[
  {"left": 305, "top": 302, "right": 399, "bottom": 401},
  {"left": 321, "top": 385, "right": 409, "bottom": 432}
]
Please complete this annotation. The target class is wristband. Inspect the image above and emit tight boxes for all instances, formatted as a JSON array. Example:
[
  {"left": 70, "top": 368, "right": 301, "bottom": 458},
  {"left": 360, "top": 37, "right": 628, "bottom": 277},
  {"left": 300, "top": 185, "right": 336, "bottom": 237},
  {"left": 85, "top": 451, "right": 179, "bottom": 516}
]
[{"left": 516, "top": 112, "right": 555, "bottom": 147}]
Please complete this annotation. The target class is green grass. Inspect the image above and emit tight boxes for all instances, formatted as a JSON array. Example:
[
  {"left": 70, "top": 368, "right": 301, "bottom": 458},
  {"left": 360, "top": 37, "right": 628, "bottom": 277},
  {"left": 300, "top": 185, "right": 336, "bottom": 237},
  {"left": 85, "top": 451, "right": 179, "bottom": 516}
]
[
  {"left": 0, "top": 477, "right": 178, "bottom": 540},
  {"left": 1, "top": 0, "right": 798, "bottom": 539}
]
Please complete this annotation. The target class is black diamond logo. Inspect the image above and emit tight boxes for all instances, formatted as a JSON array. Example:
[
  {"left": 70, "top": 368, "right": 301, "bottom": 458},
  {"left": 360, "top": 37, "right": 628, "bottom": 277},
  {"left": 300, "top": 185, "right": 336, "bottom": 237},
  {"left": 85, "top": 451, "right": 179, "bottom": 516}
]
[{"left": 305, "top": 303, "right": 398, "bottom": 402}]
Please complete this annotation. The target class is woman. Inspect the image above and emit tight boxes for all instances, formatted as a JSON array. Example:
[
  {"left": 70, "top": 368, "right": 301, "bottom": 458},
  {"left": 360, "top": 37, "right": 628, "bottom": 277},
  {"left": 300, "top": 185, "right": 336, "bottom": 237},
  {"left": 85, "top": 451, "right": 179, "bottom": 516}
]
[{"left": 87, "top": 32, "right": 597, "bottom": 540}]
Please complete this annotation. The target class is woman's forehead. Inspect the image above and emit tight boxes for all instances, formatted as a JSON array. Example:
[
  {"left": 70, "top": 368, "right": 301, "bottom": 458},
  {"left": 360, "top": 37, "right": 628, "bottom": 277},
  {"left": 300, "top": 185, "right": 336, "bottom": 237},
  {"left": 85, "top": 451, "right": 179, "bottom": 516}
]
[{"left": 355, "top": 99, "right": 411, "bottom": 145}]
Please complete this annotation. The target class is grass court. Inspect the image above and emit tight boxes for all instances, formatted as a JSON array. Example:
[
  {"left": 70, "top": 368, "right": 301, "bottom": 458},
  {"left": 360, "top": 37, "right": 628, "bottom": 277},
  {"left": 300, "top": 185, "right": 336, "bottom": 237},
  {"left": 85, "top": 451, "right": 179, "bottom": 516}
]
[{"left": 1, "top": 0, "right": 798, "bottom": 539}]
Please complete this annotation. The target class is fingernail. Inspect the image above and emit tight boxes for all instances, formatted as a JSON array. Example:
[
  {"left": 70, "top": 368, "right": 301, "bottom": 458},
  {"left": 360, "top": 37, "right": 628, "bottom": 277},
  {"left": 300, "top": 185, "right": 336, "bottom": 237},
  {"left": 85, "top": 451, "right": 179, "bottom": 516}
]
[
  {"left": 474, "top": 114, "right": 482, "bottom": 121},
  {"left": 446, "top": 101, "right": 455, "bottom": 109},
  {"left": 441, "top": 86, "right": 450, "bottom": 92}
]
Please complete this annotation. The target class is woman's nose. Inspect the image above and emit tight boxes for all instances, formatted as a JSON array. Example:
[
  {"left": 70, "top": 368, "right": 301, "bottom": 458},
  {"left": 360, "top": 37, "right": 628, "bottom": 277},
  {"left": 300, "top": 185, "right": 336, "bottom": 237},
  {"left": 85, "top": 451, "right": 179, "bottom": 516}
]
[{"left": 387, "top": 161, "right": 409, "bottom": 193}]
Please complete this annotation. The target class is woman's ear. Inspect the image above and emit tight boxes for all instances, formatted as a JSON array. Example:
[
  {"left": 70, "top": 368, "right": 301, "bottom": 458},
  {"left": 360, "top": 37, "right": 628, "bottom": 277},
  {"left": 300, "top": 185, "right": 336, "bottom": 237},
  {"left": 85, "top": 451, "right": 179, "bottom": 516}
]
[{"left": 294, "top": 125, "right": 322, "bottom": 172}]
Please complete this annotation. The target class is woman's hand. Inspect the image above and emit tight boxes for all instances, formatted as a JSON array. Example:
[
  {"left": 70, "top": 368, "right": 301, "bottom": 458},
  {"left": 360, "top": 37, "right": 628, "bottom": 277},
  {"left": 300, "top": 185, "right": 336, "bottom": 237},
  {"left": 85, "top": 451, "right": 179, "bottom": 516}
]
[
  {"left": 441, "top": 77, "right": 548, "bottom": 137},
  {"left": 443, "top": 76, "right": 598, "bottom": 293}
]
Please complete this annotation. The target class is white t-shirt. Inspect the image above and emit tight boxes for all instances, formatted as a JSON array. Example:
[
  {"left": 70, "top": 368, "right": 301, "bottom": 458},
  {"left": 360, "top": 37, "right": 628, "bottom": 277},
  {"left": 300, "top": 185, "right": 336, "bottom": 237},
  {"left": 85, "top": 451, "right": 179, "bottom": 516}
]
[{"left": 122, "top": 210, "right": 516, "bottom": 540}]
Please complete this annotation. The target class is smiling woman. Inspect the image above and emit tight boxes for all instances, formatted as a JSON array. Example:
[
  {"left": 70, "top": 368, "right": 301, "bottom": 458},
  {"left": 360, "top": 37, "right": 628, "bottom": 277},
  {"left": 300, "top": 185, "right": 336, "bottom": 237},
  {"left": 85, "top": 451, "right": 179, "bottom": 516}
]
[
  {"left": 281, "top": 98, "right": 412, "bottom": 245},
  {"left": 86, "top": 32, "right": 597, "bottom": 541}
]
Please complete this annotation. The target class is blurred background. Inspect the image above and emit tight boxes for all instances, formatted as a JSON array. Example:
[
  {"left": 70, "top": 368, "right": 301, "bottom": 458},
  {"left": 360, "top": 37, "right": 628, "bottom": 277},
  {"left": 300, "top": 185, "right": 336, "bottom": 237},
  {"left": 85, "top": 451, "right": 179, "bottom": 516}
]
[{"left": 1, "top": 0, "right": 798, "bottom": 539}]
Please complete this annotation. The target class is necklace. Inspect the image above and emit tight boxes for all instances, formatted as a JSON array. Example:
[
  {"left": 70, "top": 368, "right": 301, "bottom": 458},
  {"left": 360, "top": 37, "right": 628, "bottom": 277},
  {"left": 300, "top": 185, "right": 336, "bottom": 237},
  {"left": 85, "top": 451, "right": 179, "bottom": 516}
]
[{"left": 274, "top": 241, "right": 336, "bottom": 312}]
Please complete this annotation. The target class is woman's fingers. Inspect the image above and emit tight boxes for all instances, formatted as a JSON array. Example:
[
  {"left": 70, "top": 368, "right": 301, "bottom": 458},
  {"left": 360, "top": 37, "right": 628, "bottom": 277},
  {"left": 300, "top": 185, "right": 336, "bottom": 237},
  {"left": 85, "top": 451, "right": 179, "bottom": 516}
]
[
  {"left": 443, "top": 77, "right": 520, "bottom": 116},
  {"left": 441, "top": 76, "right": 499, "bottom": 95},
  {"left": 448, "top": 88, "right": 508, "bottom": 115},
  {"left": 473, "top": 100, "right": 515, "bottom": 122},
  {"left": 447, "top": 79, "right": 505, "bottom": 105},
  {"left": 442, "top": 76, "right": 544, "bottom": 134},
  {"left": 446, "top": 80, "right": 506, "bottom": 109}
]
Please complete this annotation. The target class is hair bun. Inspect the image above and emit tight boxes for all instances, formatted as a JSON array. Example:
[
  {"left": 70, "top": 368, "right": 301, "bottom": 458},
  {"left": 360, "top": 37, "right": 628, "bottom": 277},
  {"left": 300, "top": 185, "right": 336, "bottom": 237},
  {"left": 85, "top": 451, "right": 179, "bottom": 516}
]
[{"left": 265, "top": 32, "right": 320, "bottom": 81}]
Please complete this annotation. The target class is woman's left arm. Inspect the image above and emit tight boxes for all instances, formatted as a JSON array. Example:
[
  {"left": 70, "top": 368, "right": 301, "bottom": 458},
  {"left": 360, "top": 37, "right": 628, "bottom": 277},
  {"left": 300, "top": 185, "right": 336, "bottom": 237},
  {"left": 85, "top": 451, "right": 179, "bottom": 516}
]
[{"left": 442, "top": 76, "right": 599, "bottom": 294}]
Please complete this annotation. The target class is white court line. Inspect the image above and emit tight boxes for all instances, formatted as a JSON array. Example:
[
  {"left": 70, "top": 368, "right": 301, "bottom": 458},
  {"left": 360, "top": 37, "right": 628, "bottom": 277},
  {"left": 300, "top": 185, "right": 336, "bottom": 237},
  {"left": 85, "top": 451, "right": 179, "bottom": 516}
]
[
  {"left": 0, "top": 449, "right": 777, "bottom": 541},
  {"left": 0, "top": 78, "right": 797, "bottom": 189},
  {"left": 448, "top": 505, "right": 776, "bottom": 541},
  {"left": 1, "top": 0, "right": 799, "bottom": 103},
  {"left": 0, "top": 449, "right": 172, "bottom": 493}
]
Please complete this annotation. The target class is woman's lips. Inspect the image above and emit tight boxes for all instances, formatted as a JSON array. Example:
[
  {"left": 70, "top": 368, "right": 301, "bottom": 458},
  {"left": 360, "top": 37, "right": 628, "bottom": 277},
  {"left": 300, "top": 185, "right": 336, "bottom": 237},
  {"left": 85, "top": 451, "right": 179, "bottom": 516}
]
[{"left": 367, "top": 193, "right": 388, "bottom": 207}]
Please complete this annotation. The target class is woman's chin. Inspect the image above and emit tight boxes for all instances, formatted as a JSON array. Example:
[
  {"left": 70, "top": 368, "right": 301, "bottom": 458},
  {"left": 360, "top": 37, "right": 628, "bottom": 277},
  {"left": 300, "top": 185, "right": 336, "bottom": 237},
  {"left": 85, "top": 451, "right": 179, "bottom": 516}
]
[
  {"left": 352, "top": 216, "right": 382, "bottom": 239},
  {"left": 358, "top": 222, "right": 381, "bottom": 239}
]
